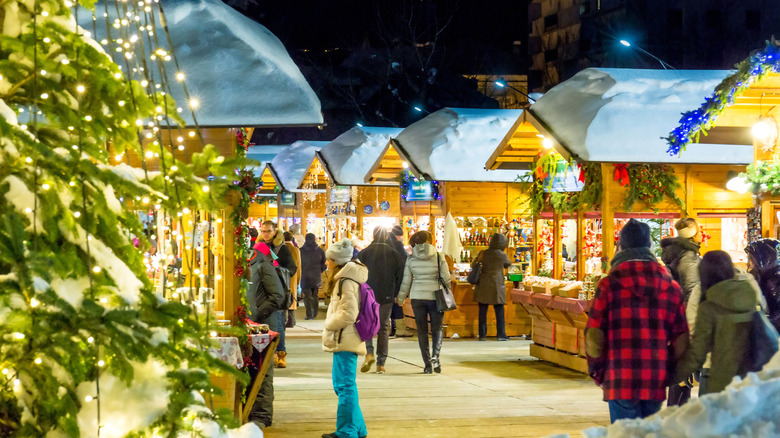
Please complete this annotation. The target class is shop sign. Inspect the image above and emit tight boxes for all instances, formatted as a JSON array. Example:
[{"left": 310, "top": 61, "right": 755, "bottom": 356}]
[
  {"left": 280, "top": 192, "right": 296, "bottom": 206},
  {"left": 406, "top": 181, "right": 435, "bottom": 201},
  {"left": 543, "top": 161, "right": 583, "bottom": 193},
  {"left": 329, "top": 186, "right": 351, "bottom": 203}
]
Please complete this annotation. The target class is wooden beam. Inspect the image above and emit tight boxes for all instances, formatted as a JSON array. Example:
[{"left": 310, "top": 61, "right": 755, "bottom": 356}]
[
  {"left": 553, "top": 212, "right": 562, "bottom": 279},
  {"left": 576, "top": 209, "right": 584, "bottom": 281},
  {"left": 600, "top": 163, "right": 615, "bottom": 261}
]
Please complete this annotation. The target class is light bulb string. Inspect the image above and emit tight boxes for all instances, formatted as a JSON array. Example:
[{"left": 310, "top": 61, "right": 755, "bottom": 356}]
[{"left": 31, "top": 1, "right": 39, "bottom": 252}]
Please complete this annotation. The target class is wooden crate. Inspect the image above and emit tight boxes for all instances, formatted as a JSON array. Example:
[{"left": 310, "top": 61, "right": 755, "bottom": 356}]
[
  {"left": 568, "top": 312, "right": 589, "bottom": 329},
  {"left": 578, "top": 328, "right": 587, "bottom": 357},
  {"left": 208, "top": 372, "right": 240, "bottom": 418},
  {"left": 555, "top": 324, "right": 578, "bottom": 354},
  {"left": 545, "top": 307, "right": 574, "bottom": 326},
  {"left": 532, "top": 319, "right": 555, "bottom": 348}
]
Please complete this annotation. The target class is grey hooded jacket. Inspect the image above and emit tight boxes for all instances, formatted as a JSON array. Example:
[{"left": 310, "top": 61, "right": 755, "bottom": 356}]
[{"left": 398, "top": 243, "right": 451, "bottom": 301}]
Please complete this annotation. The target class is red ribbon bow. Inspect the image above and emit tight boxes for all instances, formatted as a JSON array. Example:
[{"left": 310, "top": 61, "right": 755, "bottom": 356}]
[
  {"left": 577, "top": 163, "right": 586, "bottom": 183},
  {"left": 613, "top": 164, "right": 630, "bottom": 187}
]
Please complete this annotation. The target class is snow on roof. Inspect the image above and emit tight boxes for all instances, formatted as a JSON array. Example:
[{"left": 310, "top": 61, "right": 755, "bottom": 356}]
[
  {"left": 319, "top": 126, "right": 403, "bottom": 186},
  {"left": 564, "top": 352, "right": 780, "bottom": 438},
  {"left": 79, "top": 0, "right": 322, "bottom": 127},
  {"left": 394, "top": 108, "right": 526, "bottom": 182},
  {"left": 530, "top": 68, "right": 753, "bottom": 164},
  {"left": 269, "top": 141, "right": 329, "bottom": 192}
]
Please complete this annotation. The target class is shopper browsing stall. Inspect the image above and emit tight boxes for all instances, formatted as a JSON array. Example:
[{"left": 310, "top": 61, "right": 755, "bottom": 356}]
[
  {"left": 473, "top": 233, "right": 512, "bottom": 341},
  {"left": 300, "top": 233, "right": 327, "bottom": 320}
]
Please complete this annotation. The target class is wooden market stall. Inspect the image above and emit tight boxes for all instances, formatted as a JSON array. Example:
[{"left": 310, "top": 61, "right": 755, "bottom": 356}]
[
  {"left": 364, "top": 108, "right": 555, "bottom": 338},
  {"left": 488, "top": 68, "right": 755, "bottom": 372}
]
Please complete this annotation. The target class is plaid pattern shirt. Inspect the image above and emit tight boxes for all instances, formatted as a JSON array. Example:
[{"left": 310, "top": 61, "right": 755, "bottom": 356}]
[{"left": 587, "top": 260, "right": 688, "bottom": 401}]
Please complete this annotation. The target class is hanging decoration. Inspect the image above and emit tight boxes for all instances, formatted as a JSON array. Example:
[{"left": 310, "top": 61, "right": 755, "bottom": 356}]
[
  {"left": 613, "top": 164, "right": 630, "bottom": 186},
  {"left": 524, "top": 151, "right": 601, "bottom": 215},
  {"left": 399, "top": 170, "right": 441, "bottom": 201},
  {"left": 742, "top": 160, "right": 780, "bottom": 196},
  {"left": 235, "top": 127, "right": 252, "bottom": 154},
  {"left": 620, "top": 164, "right": 685, "bottom": 212},
  {"left": 666, "top": 39, "right": 780, "bottom": 155}
]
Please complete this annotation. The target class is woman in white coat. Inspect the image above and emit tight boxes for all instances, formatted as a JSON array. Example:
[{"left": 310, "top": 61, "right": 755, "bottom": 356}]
[{"left": 321, "top": 238, "right": 368, "bottom": 438}]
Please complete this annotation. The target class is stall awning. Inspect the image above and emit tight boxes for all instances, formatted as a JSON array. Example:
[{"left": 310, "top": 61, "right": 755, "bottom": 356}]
[
  {"left": 391, "top": 108, "right": 528, "bottom": 182},
  {"left": 319, "top": 127, "right": 403, "bottom": 187},
  {"left": 78, "top": 0, "right": 323, "bottom": 127},
  {"left": 269, "top": 141, "right": 329, "bottom": 192},
  {"left": 364, "top": 141, "right": 409, "bottom": 185},
  {"left": 530, "top": 68, "right": 753, "bottom": 165},
  {"left": 485, "top": 112, "right": 550, "bottom": 170}
]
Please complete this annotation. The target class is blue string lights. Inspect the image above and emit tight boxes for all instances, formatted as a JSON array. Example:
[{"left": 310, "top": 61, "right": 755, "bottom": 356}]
[
  {"left": 399, "top": 170, "right": 441, "bottom": 201},
  {"left": 665, "top": 40, "right": 780, "bottom": 156}
]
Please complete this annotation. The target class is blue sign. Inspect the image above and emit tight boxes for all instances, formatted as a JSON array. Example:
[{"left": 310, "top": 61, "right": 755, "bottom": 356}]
[
  {"left": 406, "top": 181, "right": 435, "bottom": 201},
  {"left": 380, "top": 201, "right": 390, "bottom": 211},
  {"left": 363, "top": 205, "right": 373, "bottom": 215},
  {"left": 280, "top": 192, "right": 296, "bottom": 206},
  {"left": 542, "top": 161, "right": 583, "bottom": 193}
]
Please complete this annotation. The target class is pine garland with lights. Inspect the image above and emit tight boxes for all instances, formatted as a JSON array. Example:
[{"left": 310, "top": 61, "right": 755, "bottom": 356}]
[
  {"left": 0, "top": 2, "right": 253, "bottom": 437},
  {"left": 666, "top": 39, "right": 780, "bottom": 155},
  {"left": 743, "top": 159, "right": 780, "bottom": 196},
  {"left": 398, "top": 169, "right": 441, "bottom": 201}
]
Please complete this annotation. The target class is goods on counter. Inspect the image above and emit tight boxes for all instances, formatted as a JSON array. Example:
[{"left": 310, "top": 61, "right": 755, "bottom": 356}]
[{"left": 522, "top": 276, "right": 582, "bottom": 297}]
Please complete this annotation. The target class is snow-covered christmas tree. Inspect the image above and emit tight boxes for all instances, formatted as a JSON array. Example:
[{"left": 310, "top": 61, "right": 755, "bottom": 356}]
[{"left": 0, "top": 1, "right": 257, "bottom": 436}]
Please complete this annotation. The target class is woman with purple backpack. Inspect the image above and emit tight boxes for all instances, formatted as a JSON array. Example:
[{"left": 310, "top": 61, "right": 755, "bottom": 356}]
[{"left": 321, "top": 238, "right": 368, "bottom": 438}]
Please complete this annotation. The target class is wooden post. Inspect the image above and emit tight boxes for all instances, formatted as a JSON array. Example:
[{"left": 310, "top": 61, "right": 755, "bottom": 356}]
[
  {"left": 214, "top": 211, "right": 225, "bottom": 313},
  {"left": 532, "top": 214, "right": 540, "bottom": 275},
  {"left": 600, "top": 163, "right": 615, "bottom": 261},
  {"left": 553, "top": 211, "right": 562, "bottom": 279},
  {"left": 221, "top": 191, "right": 240, "bottom": 324},
  {"left": 576, "top": 209, "right": 585, "bottom": 281},
  {"left": 684, "top": 165, "right": 696, "bottom": 219}
]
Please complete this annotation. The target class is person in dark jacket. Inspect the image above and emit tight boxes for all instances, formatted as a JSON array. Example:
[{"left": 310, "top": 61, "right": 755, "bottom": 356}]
[
  {"left": 745, "top": 238, "right": 780, "bottom": 332},
  {"left": 473, "top": 233, "right": 512, "bottom": 341},
  {"left": 357, "top": 227, "right": 404, "bottom": 374},
  {"left": 389, "top": 225, "right": 409, "bottom": 337},
  {"left": 300, "top": 233, "right": 327, "bottom": 320},
  {"left": 674, "top": 250, "right": 765, "bottom": 395},
  {"left": 586, "top": 219, "right": 689, "bottom": 423},
  {"left": 246, "top": 243, "right": 285, "bottom": 429},
  {"left": 660, "top": 217, "right": 702, "bottom": 406},
  {"left": 260, "top": 220, "right": 298, "bottom": 367}
]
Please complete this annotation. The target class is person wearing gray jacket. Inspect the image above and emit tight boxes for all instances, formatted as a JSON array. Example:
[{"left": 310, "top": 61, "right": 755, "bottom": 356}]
[{"left": 397, "top": 230, "right": 451, "bottom": 374}]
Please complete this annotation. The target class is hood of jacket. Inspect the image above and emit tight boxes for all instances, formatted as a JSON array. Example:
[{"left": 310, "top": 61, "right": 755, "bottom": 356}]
[
  {"left": 334, "top": 260, "right": 369, "bottom": 284},
  {"left": 610, "top": 247, "right": 658, "bottom": 272},
  {"left": 705, "top": 271, "right": 760, "bottom": 313},
  {"left": 489, "top": 233, "right": 508, "bottom": 251},
  {"left": 411, "top": 243, "right": 436, "bottom": 260},
  {"left": 746, "top": 238, "right": 780, "bottom": 274},
  {"left": 660, "top": 237, "right": 700, "bottom": 266},
  {"left": 302, "top": 233, "right": 318, "bottom": 250}
]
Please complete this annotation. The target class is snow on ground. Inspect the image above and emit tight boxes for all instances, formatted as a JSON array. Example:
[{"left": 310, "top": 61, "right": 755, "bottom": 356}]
[
  {"left": 552, "top": 351, "right": 780, "bottom": 438},
  {"left": 393, "top": 108, "right": 526, "bottom": 182},
  {"left": 319, "top": 126, "right": 402, "bottom": 186},
  {"left": 529, "top": 68, "right": 753, "bottom": 164},
  {"left": 268, "top": 141, "right": 329, "bottom": 192},
  {"left": 77, "top": 0, "right": 322, "bottom": 127}
]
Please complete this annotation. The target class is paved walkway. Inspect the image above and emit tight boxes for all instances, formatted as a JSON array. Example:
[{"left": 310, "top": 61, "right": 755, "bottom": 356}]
[{"left": 263, "top": 310, "right": 610, "bottom": 438}]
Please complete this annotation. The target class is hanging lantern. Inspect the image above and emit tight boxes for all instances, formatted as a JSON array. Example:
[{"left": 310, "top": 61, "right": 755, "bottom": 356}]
[{"left": 752, "top": 115, "right": 778, "bottom": 152}]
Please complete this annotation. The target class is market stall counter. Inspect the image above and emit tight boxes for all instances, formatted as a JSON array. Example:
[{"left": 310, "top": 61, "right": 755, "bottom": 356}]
[
  {"left": 511, "top": 287, "right": 591, "bottom": 373},
  {"left": 403, "top": 280, "right": 532, "bottom": 338}
]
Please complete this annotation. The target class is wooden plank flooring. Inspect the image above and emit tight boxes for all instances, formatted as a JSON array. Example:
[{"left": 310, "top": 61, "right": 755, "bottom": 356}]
[{"left": 263, "top": 310, "right": 610, "bottom": 437}]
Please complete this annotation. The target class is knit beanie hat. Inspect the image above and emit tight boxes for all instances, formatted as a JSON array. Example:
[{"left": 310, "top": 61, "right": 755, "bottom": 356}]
[
  {"left": 619, "top": 219, "right": 651, "bottom": 249},
  {"left": 326, "top": 238, "right": 353, "bottom": 265},
  {"left": 391, "top": 225, "right": 403, "bottom": 237},
  {"left": 676, "top": 220, "right": 698, "bottom": 239}
]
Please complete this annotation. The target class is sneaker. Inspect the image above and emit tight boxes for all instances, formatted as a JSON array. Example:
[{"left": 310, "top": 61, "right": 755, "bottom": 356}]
[
  {"left": 361, "top": 354, "right": 376, "bottom": 373},
  {"left": 376, "top": 365, "right": 385, "bottom": 374}
]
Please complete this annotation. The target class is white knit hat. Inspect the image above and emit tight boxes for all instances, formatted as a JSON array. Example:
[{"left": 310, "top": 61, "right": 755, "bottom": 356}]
[
  {"left": 676, "top": 222, "right": 698, "bottom": 239},
  {"left": 326, "top": 238, "right": 353, "bottom": 265}
]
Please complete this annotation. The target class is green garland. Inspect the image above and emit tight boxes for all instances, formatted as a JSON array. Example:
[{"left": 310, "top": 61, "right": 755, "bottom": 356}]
[
  {"left": 621, "top": 164, "right": 685, "bottom": 212},
  {"left": 744, "top": 159, "right": 780, "bottom": 195}
]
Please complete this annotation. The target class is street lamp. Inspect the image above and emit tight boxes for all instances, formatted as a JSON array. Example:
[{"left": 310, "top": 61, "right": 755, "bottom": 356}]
[
  {"left": 618, "top": 39, "right": 675, "bottom": 70},
  {"left": 494, "top": 80, "right": 536, "bottom": 104}
]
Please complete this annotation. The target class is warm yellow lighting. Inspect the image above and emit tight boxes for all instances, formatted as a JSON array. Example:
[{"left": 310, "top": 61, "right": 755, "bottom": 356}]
[
  {"left": 98, "top": 360, "right": 105, "bottom": 367},
  {"left": 183, "top": 208, "right": 190, "bottom": 214},
  {"left": 30, "top": 298, "right": 39, "bottom": 307},
  {"left": 142, "top": 197, "right": 150, "bottom": 204},
  {"left": 176, "top": 72, "right": 185, "bottom": 82},
  {"left": 118, "top": 101, "right": 125, "bottom": 107},
  {"left": 42, "top": 183, "right": 50, "bottom": 190},
  {"left": 69, "top": 181, "right": 76, "bottom": 187},
  {"left": 92, "top": 266, "right": 101, "bottom": 273},
  {"left": 13, "top": 332, "right": 25, "bottom": 340},
  {"left": 210, "top": 331, "right": 217, "bottom": 337},
  {"left": 202, "top": 185, "right": 210, "bottom": 192},
  {"left": 76, "top": 85, "right": 85, "bottom": 93},
  {"left": 188, "top": 98, "right": 200, "bottom": 109},
  {"left": 84, "top": 115, "right": 92, "bottom": 121},
  {"left": 178, "top": 145, "right": 185, "bottom": 151},
  {"left": 115, "top": 154, "right": 123, "bottom": 161},
  {"left": 74, "top": 211, "right": 81, "bottom": 218},
  {"left": 25, "top": 157, "right": 32, "bottom": 163},
  {"left": 171, "top": 165, "right": 178, "bottom": 171},
  {"left": 24, "top": 208, "right": 32, "bottom": 213},
  {"left": 85, "top": 395, "right": 94, "bottom": 402},
  {"left": 145, "top": 151, "right": 154, "bottom": 158},
  {"left": 87, "top": 336, "right": 94, "bottom": 343},
  {"left": 100, "top": 297, "right": 108, "bottom": 303},
  {"left": 215, "top": 274, "right": 222, "bottom": 280},
  {"left": 40, "top": 93, "right": 48, "bottom": 99},
  {"left": 753, "top": 115, "right": 778, "bottom": 151},
  {"left": 188, "top": 131, "right": 196, "bottom": 137},
  {"left": 542, "top": 138, "right": 554, "bottom": 149},
  {"left": 34, "top": 358, "right": 42, "bottom": 365}
]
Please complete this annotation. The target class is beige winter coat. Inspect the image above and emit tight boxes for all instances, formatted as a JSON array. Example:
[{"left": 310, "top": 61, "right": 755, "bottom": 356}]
[{"left": 322, "top": 261, "right": 368, "bottom": 355}]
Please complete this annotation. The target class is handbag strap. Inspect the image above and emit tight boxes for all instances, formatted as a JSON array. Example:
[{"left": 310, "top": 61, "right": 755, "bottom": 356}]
[{"left": 436, "top": 253, "right": 447, "bottom": 289}]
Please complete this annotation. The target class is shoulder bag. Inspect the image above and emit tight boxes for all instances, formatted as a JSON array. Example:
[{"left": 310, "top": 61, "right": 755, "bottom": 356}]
[
  {"left": 434, "top": 253, "right": 457, "bottom": 312},
  {"left": 467, "top": 251, "right": 483, "bottom": 285}
]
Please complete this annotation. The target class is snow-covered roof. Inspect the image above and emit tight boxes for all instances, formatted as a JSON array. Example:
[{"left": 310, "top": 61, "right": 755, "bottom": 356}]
[
  {"left": 529, "top": 68, "right": 753, "bottom": 164},
  {"left": 269, "top": 141, "right": 329, "bottom": 192},
  {"left": 393, "top": 108, "right": 526, "bottom": 182},
  {"left": 78, "top": 0, "right": 322, "bottom": 127},
  {"left": 319, "top": 127, "right": 403, "bottom": 186}
]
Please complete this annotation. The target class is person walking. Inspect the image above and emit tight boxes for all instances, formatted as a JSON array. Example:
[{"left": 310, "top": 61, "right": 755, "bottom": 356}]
[
  {"left": 473, "top": 233, "right": 512, "bottom": 341},
  {"left": 357, "top": 227, "right": 404, "bottom": 374},
  {"left": 321, "top": 239, "right": 368, "bottom": 438},
  {"left": 245, "top": 242, "right": 286, "bottom": 429},
  {"left": 260, "top": 220, "right": 298, "bottom": 369},
  {"left": 586, "top": 219, "right": 689, "bottom": 423},
  {"left": 660, "top": 217, "right": 702, "bottom": 406},
  {"left": 389, "top": 225, "right": 408, "bottom": 337},
  {"left": 745, "top": 238, "right": 780, "bottom": 332},
  {"left": 300, "top": 233, "right": 327, "bottom": 320},
  {"left": 397, "top": 230, "right": 451, "bottom": 374},
  {"left": 674, "top": 250, "right": 766, "bottom": 395},
  {"left": 284, "top": 231, "right": 301, "bottom": 328}
]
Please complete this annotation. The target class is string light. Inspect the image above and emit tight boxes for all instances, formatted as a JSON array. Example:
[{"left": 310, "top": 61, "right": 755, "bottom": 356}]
[
  {"left": 85, "top": 395, "right": 94, "bottom": 402},
  {"left": 13, "top": 332, "right": 24, "bottom": 340},
  {"left": 34, "top": 358, "right": 42, "bottom": 365},
  {"left": 76, "top": 85, "right": 85, "bottom": 93},
  {"left": 202, "top": 185, "right": 209, "bottom": 192},
  {"left": 74, "top": 211, "right": 81, "bottom": 218},
  {"left": 87, "top": 336, "right": 94, "bottom": 343},
  {"left": 98, "top": 360, "right": 105, "bottom": 367},
  {"left": 30, "top": 298, "right": 39, "bottom": 307},
  {"left": 92, "top": 266, "right": 101, "bottom": 273},
  {"left": 41, "top": 183, "right": 50, "bottom": 190}
]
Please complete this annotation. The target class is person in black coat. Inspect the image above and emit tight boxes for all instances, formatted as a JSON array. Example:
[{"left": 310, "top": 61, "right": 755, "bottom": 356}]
[
  {"left": 746, "top": 238, "right": 780, "bottom": 332},
  {"left": 389, "top": 225, "right": 409, "bottom": 336},
  {"left": 473, "top": 233, "right": 512, "bottom": 341},
  {"left": 260, "top": 220, "right": 298, "bottom": 363},
  {"left": 357, "top": 227, "right": 404, "bottom": 373},
  {"left": 299, "top": 233, "right": 327, "bottom": 320},
  {"left": 246, "top": 244, "right": 285, "bottom": 429}
]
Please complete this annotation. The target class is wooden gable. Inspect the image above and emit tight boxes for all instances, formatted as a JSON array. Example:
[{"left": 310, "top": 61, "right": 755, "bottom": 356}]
[
  {"left": 485, "top": 114, "right": 546, "bottom": 170},
  {"left": 298, "top": 154, "right": 329, "bottom": 190},
  {"left": 364, "top": 140, "right": 408, "bottom": 184}
]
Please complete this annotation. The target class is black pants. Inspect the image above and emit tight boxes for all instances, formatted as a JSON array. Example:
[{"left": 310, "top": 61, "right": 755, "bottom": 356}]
[
  {"left": 478, "top": 303, "right": 506, "bottom": 339},
  {"left": 411, "top": 299, "right": 444, "bottom": 366},
  {"left": 303, "top": 287, "right": 319, "bottom": 319}
]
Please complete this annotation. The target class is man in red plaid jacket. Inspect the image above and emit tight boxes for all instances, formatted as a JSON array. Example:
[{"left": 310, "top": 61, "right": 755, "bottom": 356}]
[{"left": 586, "top": 219, "right": 689, "bottom": 423}]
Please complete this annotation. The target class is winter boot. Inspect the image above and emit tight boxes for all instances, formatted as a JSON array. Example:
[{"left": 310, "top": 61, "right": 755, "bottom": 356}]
[
  {"left": 360, "top": 354, "right": 376, "bottom": 373},
  {"left": 276, "top": 351, "right": 287, "bottom": 368},
  {"left": 273, "top": 353, "right": 279, "bottom": 367}
]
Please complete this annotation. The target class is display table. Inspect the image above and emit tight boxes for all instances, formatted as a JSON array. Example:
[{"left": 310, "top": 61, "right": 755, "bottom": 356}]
[
  {"left": 511, "top": 289, "right": 590, "bottom": 373},
  {"left": 208, "top": 331, "right": 279, "bottom": 422},
  {"left": 403, "top": 281, "right": 532, "bottom": 338}
]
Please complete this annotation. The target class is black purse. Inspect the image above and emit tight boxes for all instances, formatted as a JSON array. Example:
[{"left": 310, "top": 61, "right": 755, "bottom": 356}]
[
  {"left": 434, "top": 253, "right": 457, "bottom": 312},
  {"left": 466, "top": 252, "right": 483, "bottom": 285}
]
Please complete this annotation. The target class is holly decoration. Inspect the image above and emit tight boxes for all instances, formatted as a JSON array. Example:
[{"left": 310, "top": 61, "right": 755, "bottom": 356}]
[
  {"left": 619, "top": 164, "right": 685, "bottom": 212},
  {"left": 235, "top": 127, "right": 252, "bottom": 154}
]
